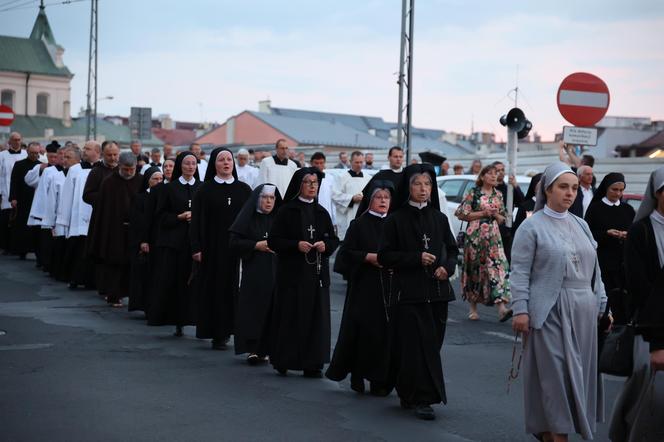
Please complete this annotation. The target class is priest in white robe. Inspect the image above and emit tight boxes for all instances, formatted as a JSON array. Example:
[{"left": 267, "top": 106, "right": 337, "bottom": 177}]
[
  {"left": 331, "top": 151, "right": 370, "bottom": 240},
  {"left": 310, "top": 151, "right": 336, "bottom": 228},
  {"left": 257, "top": 139, "right": 297, "bottom": 197},
  {"left": 236, "top": 148, "right": 259, "bottom": 189},
  {"left": 0, "top": 132, "right": 27, "bottom": 251}
]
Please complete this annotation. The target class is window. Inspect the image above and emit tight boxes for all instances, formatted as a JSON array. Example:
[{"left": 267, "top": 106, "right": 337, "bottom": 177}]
[
  {"left": 36, "top": 93, "right": 49, "bottom": 115},
  {"left": 1, "top": 90, "right": 14, "bottom": 108},
  {"left": 438, "top": 179, "right": 467, "bottom": 203}
]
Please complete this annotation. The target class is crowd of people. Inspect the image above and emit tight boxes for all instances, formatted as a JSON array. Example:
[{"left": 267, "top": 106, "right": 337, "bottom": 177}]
[{"left": 0, "top": 130, "right": 663, "bottom": 439}]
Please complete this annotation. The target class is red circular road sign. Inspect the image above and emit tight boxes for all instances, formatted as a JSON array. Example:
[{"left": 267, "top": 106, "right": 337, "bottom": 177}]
[
  {"left": 0, "top": 104, "right": 15, "bottom": 126},
  {"left": 557, "top": 72, "right": 610, "bottom": 127}
]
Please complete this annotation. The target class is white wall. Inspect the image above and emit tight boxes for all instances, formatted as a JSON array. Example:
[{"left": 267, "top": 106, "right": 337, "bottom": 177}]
[{"left": 0, "top": 71, "right": 71, "bottom": 119}]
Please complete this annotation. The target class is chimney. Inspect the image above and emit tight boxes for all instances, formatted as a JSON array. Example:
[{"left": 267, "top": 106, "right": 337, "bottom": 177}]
[
  {"left": 62, "top": 100, "right": 71, "bottom": 127},
  {"left": 258, "top": 100, "right": 272, "bottom": 114}
]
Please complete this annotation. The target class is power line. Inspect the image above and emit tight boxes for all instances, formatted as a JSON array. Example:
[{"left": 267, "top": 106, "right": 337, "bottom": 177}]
[
  {"left": 0, "top": 0, "right": 37, "bottom": 13},
  {"left": 0, "top": 0, "right": 85, "bottom": 12},
  {"left": 0, "top": 0, "right": 30, "bottom": 9}
]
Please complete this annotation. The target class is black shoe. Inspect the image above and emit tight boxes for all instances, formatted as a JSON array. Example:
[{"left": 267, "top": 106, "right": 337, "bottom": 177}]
[
  {"left": 400, "top": 399, "right": 413, "bottom": 410},
  {"left": 247, "top": 354, "right": 260, "bottom": 365},
  {"left": 303, "top": 369, "right": 323, "bottom": 378},
  {"left": 275, "top": 367, "right": 288, "bottom": 376},
  {"left": 414, "top": 405, "right": 435, "bottom": 420},
  {"left": 350, "top": 374, "right": 365, "bottom": 393},
  {"left": 174, "top": 326, "right": 183, "bottom": 337},
  {"left": 68, "top": 282, "right": 77, "bottom": 290},
  {"left": 211, "top": 339, "right": 227, "bottom": 350},
  {"left": 369, "top": 382, "right": 390, "bottom": 397}
]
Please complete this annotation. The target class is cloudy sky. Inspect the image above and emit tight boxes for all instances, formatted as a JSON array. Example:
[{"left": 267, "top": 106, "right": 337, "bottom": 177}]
[{"left": 3, "top": 0, "right": 663, "bottom": 140}]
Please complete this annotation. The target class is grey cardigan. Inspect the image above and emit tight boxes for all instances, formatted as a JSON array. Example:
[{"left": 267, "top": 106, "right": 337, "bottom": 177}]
[{"left": 510, "top": 210, "right": 607, "bottom": 329}]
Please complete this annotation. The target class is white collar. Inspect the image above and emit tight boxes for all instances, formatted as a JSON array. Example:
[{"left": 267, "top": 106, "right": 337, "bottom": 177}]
[
  {"left": 368, "top": 210, "right": 387, "bottom": 218},
  {"left": 146, "top": 188, "right": 151, "bottom": 194},
  {"left": 179, "top": 176, "right": 196, "bottom": 185},
  {"left": 391, "top": 166, "right": 403, "bottom": 173},
  {"left": 298, "top": 196, "right": 314, "bottom": 204},
  {"left": 214, "top": 176, "right": 235, "bottom": 184},
  {"left": 602, "top": 196, "right": 620, "bottom": 207},
  {"left": 651, "top": 210, "right": 664, "bottom": 226},
  {"left": 408, "top": 200, "right": 428, "bottom": 209},
  {"left": 543, "top": 204, "right": 568, "bottom": 219}
]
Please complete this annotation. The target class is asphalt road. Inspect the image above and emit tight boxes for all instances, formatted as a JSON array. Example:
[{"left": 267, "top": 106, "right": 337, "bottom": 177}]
[{"left": 0, "top": 254, "right": 623, "bottom": 442}]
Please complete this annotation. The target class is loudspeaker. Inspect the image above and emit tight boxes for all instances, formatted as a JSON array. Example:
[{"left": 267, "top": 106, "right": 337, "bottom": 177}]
[
  {"left": 505, "top": 107, "right": 526, "bottom": 132},
  {"left": 517, "top": 120, "right": 532, "bottom": 139}
]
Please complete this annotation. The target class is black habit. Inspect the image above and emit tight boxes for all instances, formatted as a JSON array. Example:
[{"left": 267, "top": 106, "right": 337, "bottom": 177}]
[
  {"left": 9, "top": 157, "right": 41, "bottom": 256},
  {"left": 267, "top": 167, "right": 340, "bottom": 372},
  {"left": 377, "top": 164, "right": 458, "bottom": 407},
  {"left": 229, "top": 184, "right": 282, "bottom": 355},
  {"left": 86, "top": 170, "right": 142, "bottom": 303},
  {"left": 191, "top": 148, "right": 251, "bottom": 342},
  {"left": 355, "top": 169, "right": 403, "bottom": 217},
  {"left": 148, "top": 177, "right": 201, "bottom": 325},
  {"left": 326, "top": 211, "right": 392, "bottom": 387}
]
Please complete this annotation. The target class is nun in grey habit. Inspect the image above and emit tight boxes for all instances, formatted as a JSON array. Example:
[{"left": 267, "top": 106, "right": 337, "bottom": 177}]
[
  {"left": 510, "top": 162, "right": 607, "bottom": 440},
  {"left": 609, "top": 166, "right": 664, "bottom": 442}
]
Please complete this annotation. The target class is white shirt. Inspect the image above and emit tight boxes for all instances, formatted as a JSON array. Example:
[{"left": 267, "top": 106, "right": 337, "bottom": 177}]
[
  {"left": 257, "top": 156, "right": 297, "bottom": 197},
  {"left": 580, "top": 185, "right": 593, "bottom": 216},
  {"left": 213, "top": 176, "right": 235, "bottom": 184},
  {"left": 317, "top": 174, "right": 336, "bottom": 225},
  {"left": 331, "top": 170, "right": 371, "bottom": 239},
  {"left": 27, "top": 165, "right": 60, "bottom": 227},
  {"left": 197, "top": 160, "right": 208, "bottom": 179}
]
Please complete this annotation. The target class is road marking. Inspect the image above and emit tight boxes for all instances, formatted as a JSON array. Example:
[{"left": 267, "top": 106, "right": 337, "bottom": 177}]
[
  {"left": 0, "top": 343, "right": 53, "bottom": 351},
  {"left": 483, "top": 331, "right": 521, "bottom": 343}
]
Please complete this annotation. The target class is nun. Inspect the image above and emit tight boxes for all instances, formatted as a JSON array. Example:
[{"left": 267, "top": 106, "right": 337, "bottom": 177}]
[
  {"left": 511, "top": 162, "right": 608, "bottom": 441},
  {"left": 584, "top": 172, "right": 636, "bottom": 324},
  {"left": 128, "top": 166, "right": 163, "bottom": 313},
  {"left": 267, "top": 167, "right": 339, "bottom": 378},
  {"left": 228, "top": 183, "right": 282, "bottom": 364},
  {"left": 190, "top": 148, "right": 251, "bottom": 350},
  {"left": 147, "top": 152, "right": 200, "bottom": 335},
  {"left": 326, "top": 180, "right": 395, "bottom": 396},
  {"left": 377, "top": 164, "right": 458, "bottom": 420},
  {"left": 609, "top": 166, "right": 664, "bottom": 441}
]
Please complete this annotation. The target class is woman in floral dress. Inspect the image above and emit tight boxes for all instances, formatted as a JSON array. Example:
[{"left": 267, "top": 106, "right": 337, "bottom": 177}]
[{"left": 454, "top": 165, "right": 512, "bottom": 321}]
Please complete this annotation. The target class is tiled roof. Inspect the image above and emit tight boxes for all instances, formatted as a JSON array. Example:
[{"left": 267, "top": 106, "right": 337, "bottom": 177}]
[
  {"left": 409, "top": 136, "right": 474, "bottom": 157},
  {"left": 151, "top": 127, "right": 197, "bottom": 147},
  {"left": 270, "top": 107, "right": 394, "bottom": 133},
  {"left": 249, "top": 111, "right": 392, "bottom": 149},
  {"left": 0, "top": 36, "right": 71, "bottom": 77}
]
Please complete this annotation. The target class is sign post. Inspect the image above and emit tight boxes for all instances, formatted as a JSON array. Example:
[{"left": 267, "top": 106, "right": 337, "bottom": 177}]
[
  {"left": 0, "top": 104, "right": 15, "bottom": 135},
  {"left": 557, "top": 72, "right": 610, "bottom": 150}
]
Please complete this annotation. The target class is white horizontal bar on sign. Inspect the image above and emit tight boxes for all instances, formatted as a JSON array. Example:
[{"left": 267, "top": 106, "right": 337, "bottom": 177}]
[
  {"left": 0, "top": 112, "right": 14, "bottom": 119},
  {"left": 559, "top": 90, "right": 609, "bottom": 108}
]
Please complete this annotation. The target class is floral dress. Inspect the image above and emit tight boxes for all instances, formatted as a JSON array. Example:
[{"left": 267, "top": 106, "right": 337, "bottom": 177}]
[{"left": 454, "top": 186, "right": 510, "bottom": 305}]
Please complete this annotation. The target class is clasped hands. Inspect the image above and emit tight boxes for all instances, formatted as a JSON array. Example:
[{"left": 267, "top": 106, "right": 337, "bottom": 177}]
[
  {"left": 298, "top": 241, "right": 325, "bottom": 254},
  {"left": 421, "top": 252, "right": 448, "bottom": 280},
  {"left": 177, "top": 211, "right": 192, "bottom": 222}
]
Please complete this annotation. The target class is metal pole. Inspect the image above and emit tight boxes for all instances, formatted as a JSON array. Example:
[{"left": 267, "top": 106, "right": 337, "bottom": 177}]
[
  {"left": 505, "top": 128, "right": 517, "bottom": 228},
  {"left": 93, "top": 0, "right": 98, "bottom": 139},
  {"left": 85, "top": 0, "right": 98, "bottom": 140},
  {"left": 405, "top": 0, "right": 414, "bottom": 164},
  {"left": 396, "top": 0, "right": 407, "bottom": 149}
]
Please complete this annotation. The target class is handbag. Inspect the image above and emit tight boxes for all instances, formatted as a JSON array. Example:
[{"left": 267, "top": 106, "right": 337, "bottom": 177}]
[
  {"left": 598, "top": 321, "right": 635, "bottom": 376},
  {"left": 455, "top": 188, "right": 479, "bottom": 249}
]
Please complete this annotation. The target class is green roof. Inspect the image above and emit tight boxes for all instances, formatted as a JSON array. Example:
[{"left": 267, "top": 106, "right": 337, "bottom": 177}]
[
  {"left": 30, "top": 7, "right": 56, "bottom": 46},
  {"left": 10, "top": 115, "right": 162, "bottom": 147},
  {"left": 0, "top": 6, "right": 71, "bottom": 78},
  {"left": 0, "top": 35, "right": 71, "bottom": 77}
]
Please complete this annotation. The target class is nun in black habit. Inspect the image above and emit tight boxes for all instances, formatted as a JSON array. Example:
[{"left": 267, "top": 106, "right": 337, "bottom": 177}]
[
  {"left": 377, "top": 163, "right": 458, "bottom": 420},
  {"left": 128, "top": 166, "right": 163, "bottom": 312},
  {"left": 191, "top": 148, "right": 251, "bottom": 349},
  {"left": 267, "top": 167, "right": 340, "bottom": 377},
  {"left": 326, "top": 180, "right": 395, "bottom": 396},
  {"left": 229, "top": 183, "right": 282, "bottom": 363},
  {"left": 147, "top": 152, "right": 200, "bottom": 334},
  {"left": 584, "top": 172, "right": 636, "bottom": 324}
]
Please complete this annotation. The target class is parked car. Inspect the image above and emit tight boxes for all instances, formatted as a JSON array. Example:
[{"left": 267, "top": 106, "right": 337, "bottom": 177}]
[{"left": 437, "top": 174, "right": 532, "bottom": 235}]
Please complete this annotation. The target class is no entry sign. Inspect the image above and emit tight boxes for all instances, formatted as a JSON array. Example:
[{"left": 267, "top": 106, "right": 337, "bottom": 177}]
[
  {"left": 0, "top": 104, "right": 14, "bottom": 127},
  {"left": 557, "top": 72, "right": 610, "bottom": 127}
]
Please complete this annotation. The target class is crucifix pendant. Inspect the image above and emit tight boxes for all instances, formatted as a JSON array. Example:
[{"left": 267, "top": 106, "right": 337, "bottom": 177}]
[
  {"left": 422, "top": 234, "right": 430, "bottom": 250},
  {"left": 307, "top": 224, "right": 316, "bottom": 240},
  {"left": 187, "top": 199, "right": 192, "bottom": 209},
  {"left": 264, "top": 232, "right": 269, "bottom": 239},
  {"left": 571, "top": 252, "right": 580, "bottom": 272},
  {"left": 227, "top": 197, "right": 231, "bottom": 206}
]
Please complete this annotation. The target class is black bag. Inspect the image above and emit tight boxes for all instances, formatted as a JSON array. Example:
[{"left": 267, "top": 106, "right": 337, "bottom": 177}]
[
  {"left": 598, "top": 322, "right": 635, "bottom": 377},
  {"left": 456, "top": 222, "right": 466, "bottom": 249}
]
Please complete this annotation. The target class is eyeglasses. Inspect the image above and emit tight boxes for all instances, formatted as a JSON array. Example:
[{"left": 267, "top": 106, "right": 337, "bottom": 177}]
[{"left": 302, "top": 180, "right": 319, "bottom": 186}]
